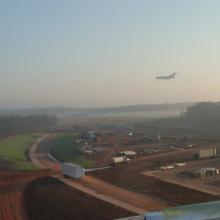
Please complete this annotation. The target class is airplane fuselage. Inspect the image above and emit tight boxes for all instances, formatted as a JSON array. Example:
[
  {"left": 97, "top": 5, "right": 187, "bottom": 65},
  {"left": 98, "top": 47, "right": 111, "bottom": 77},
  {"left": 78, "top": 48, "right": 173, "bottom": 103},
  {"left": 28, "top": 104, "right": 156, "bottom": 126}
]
[{"left": 156, "top": 73, "right": 178, "bottom": 80}]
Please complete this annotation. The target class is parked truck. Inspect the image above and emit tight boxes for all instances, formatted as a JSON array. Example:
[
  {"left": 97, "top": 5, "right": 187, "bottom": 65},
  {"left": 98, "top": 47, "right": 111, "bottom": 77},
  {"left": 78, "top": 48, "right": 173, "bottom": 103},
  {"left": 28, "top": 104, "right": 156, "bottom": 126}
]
[
  {"left": 61, "top": 162, "right": 85, "bottom": 179},
  {"left": 109, "top": 156, "right": 130, "bottom": 166}
]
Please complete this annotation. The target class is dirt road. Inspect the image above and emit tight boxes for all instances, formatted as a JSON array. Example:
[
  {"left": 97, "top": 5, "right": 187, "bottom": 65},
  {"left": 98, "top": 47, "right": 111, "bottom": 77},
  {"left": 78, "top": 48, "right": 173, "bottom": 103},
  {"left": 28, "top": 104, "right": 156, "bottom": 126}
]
[
  {"left": 81, "top": 175, "right": 168, "bottom": 211},
  {"left": 142, "top": 158, "right": 220, "bottom": 196},
  {"left": 25, "top": 176, "right": 135, "bottom": 220},
  {"left": 29, "top": 134, "right": 61, "bottom": 171},
  {"left": 59, "top": 175, "right": 169, "bottom": 214}
]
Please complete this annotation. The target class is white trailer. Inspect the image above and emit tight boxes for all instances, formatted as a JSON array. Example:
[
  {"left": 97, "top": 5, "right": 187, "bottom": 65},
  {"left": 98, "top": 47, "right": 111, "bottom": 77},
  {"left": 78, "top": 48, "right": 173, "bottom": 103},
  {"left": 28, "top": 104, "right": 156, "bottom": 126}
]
[
  {"left": 61, "top": 163, "right": 85, "bottom": 179},
  {"left": 195, "top": 147, "right": 217, "bottom": 159},
  {"left": 174, "top": 163, "right": 186, "bottom": 167},
  {"left": 159, "top": 165, "right": 175, "bottom": 171},
  {"left": 120, "top": 150, "right": 137, "bottom": 159},
  {"left": 165, "top": 165, "right": 175, "bottom": 170}
]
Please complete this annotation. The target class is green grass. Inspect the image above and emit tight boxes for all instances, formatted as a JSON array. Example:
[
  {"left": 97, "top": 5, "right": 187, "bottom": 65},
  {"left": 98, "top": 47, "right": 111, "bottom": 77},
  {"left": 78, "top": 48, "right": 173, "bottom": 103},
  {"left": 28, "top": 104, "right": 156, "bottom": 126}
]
[
  {"left": 51, "top": 134, "right": 94, "bottom": 168},
  {"left": 0, "top": 134, "right": 40, "bottom": 171}
]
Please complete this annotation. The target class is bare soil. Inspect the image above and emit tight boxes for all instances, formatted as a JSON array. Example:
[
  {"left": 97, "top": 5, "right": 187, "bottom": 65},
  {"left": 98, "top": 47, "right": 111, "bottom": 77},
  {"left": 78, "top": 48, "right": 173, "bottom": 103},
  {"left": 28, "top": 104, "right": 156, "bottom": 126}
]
[
  {"left": 78, "top": 175, "right": 169, "bottom": 211},
  {"left": 24, "top": 176, "right": 135, "bottom": 220},
  {"left": 91, "top": 150, "right": 220, "bottom": 205},
  {"left": 0, "top": 170, "right": 51, "bottom": 220}
]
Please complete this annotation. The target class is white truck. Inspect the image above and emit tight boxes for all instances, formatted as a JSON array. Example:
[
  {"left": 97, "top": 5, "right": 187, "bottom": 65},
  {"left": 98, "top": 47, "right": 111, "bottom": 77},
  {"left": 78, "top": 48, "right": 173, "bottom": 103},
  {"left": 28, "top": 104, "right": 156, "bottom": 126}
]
[
  {"left": 61, "top": 163, "right": 85, "bottom": 179},
  {"left": 109, "top": 156, "right": 130, "bottom": 166}
]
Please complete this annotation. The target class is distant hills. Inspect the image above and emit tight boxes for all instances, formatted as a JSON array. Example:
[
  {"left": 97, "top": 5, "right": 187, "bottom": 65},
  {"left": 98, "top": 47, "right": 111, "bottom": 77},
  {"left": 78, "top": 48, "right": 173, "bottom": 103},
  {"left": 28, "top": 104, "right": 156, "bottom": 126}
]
[{"left": 0, "top": 103, "right": 194, "bottom": 119}]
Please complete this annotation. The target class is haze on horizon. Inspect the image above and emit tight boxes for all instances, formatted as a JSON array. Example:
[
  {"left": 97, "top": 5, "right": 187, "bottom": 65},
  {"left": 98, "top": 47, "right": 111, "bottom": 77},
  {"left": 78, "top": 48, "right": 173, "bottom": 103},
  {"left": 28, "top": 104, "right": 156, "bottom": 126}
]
[{"left": 1, "top": 0, "right": 220, "bottom": 109}]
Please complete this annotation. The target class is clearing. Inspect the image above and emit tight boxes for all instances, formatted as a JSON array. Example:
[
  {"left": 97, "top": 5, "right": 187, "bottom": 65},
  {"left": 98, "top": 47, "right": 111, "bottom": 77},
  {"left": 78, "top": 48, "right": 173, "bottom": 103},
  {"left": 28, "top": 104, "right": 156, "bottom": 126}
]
[
  {"left": 0, "top": 134, "right": 40, "bottom": 171},
  {"left": 50, "top": 134, "right": 94, "bottom": 168}
]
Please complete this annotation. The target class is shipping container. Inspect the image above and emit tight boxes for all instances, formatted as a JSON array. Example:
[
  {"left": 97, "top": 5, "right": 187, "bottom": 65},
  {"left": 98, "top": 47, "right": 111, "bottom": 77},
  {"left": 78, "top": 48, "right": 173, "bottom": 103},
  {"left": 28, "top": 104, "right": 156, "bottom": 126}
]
[
  {"left": 194, "top": 167, "right": 219, "bottom": 177},
  {"left": 61, "top": 163, "right": 85, "bottom": 179}
]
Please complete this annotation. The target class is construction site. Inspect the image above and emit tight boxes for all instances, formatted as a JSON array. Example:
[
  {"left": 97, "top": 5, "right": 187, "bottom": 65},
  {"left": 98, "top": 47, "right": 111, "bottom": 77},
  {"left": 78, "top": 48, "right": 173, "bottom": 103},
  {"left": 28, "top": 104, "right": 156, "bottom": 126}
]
[
  {"left": 17, "top": 131, "right": 220, "bottom": 220},
  {"left": 0, "top": 128, "right": 220, "bottom": 220},
  {"left": 0, "top": 129, "right": 219, "bottom": 220}
]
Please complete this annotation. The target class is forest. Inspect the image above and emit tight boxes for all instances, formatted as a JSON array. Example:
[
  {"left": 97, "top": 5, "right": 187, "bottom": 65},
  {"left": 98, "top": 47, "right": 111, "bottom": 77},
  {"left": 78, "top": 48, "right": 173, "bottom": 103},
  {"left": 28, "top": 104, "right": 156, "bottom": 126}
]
[{"left": 0, "top": 115, "right": 57, "bottom": 133}]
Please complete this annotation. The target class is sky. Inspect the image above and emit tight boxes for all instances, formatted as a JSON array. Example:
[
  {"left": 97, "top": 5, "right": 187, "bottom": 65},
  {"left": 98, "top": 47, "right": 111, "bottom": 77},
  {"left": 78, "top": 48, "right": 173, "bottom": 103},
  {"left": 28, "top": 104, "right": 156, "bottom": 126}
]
[{"left": 1, "top": 0, "right": 220, "bottom": 108}]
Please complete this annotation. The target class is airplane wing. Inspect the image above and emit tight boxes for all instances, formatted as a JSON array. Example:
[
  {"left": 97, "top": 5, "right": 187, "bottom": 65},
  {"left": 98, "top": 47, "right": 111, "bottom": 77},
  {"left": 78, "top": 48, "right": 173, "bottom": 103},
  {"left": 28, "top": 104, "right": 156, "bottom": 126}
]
[{"left": 144, "top": 200, "right": 220, "bottom": 220}]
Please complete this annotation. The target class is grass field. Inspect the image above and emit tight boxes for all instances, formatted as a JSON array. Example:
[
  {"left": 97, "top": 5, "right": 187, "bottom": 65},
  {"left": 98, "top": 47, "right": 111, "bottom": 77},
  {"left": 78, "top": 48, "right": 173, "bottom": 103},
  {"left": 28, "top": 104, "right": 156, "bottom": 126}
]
[
  {"left": 0, "top": 134, "right": 40, "bottom": 171},
  {"left": 51, "top": 135, "right": 94, "bottom": 168}
]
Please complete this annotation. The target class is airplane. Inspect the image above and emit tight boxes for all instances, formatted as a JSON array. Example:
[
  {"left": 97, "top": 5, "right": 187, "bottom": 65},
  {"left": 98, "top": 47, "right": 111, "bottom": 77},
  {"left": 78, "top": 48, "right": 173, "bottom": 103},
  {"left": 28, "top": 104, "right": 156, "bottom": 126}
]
[
  {"left": 156, "top": 72, "right": 179, "bottom": 80},
  {"left": 144, "top": 200, "right": 220, "bottom": 219},
  {"left": 117, "top": 200, "right": 220, "bottom": 220}
]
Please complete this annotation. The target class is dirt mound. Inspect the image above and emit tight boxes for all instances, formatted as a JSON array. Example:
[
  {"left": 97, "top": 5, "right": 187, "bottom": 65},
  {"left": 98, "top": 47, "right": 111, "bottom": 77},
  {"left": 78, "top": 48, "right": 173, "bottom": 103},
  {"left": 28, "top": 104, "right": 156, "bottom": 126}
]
[{"left": 24, "top": 176, "right": 134, "bottom": 220}]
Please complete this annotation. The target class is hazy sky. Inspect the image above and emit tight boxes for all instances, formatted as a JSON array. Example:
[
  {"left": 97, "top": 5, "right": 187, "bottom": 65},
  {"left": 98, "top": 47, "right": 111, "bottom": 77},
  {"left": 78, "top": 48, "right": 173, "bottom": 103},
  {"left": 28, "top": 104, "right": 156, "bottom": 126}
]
[{"left": 1, "top": 0, "right": 220, "bottom": 108}]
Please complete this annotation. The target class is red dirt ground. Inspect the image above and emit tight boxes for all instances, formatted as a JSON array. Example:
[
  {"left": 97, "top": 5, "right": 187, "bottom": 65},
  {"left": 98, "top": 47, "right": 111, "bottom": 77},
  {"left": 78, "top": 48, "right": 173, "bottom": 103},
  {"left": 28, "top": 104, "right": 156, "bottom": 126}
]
[
  {"left": 75, "top": 175, "right": 169, "bottom": 211},
  {"left": 91, "top": 150, "right": 220, "bottom": 205},
  {"left": 0, "top": 170, "right": 52, "bottom": 220},
  {"left": 24, "top": 176, "right": 135, "bottom": 220}
]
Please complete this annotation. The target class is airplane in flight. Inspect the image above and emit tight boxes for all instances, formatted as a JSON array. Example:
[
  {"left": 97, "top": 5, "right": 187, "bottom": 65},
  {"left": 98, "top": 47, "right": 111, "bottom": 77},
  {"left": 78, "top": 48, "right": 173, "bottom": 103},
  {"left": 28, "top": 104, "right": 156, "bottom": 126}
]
[{"left": 156, "top": 72, "right": 179, "bottom": 80}]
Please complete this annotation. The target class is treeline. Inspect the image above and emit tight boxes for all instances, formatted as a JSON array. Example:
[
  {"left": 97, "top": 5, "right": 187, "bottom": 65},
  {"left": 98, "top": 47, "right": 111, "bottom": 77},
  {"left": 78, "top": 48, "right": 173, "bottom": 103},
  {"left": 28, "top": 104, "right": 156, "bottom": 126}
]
[
  {"left": 183, "top": 102, "right": 220, "bottom": 122},
  {"left": 0, "top": 115, "right": 57, "bottom": 133},
  {"left": 151, "top": 102, "right": 220, "bottom": 136}
]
